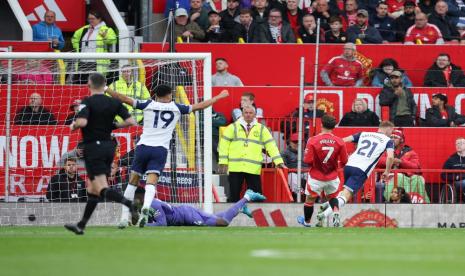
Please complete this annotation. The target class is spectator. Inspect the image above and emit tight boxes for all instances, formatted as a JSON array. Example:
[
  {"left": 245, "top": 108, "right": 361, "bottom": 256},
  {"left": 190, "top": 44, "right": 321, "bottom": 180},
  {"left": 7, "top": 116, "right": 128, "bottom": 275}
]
[
  {"left": 220, "top": 0, "right": 241, "bottom": 32},
  {"left": 298, "top": 14, "right": 325, "bottom": 43},
  {"left": 218, "top": 105, "right": 285, "bottom": 202},
  {"left": 14, "top": 93, "right": 57, "bottom": 125},
  {"left": 320, "top": 42, "right": 364, "bottom": 87},
  {"left": 212, "top": 58, "right": 244, "bottom": 86},
  {"left": 72, "top": 11, "right": 117, "bottom": 84},
  {"left": 428, "top": 1, "right": 460, "bottom": 42},
  {"left": 339, "top": 98, "right": 380, "bottom": 126},
  {"left": 205, "top": 11, "right": 234, "bottom": 42},
  {"left": 388, "top": 187, "right": 412, "bottom": 203},
  {"left": 232, "top": 92, "right": 264, "bottom": 121},
  {"left": 312, "top": 0, "right": 332, "bottom": 30},
  {"left": 107, "top": 162, "right": 124, "bottom": 194},
  {"left": 419, "top": 0, "right": 437, "bottom": 16},
  {"left": 282, "top": 94, "right": 325, "bottom": 139},
  {"left": 299, "top": 0, "right": 314, "bottom": 14},
  {"left": 377, "top": 129, "right": 427, "bottom": 203},
  {"left": 392, "top": 0, "right": 416, "bottom": 42},
  {"left": 371, "top": 58, "right": 413, "bottom": 87},
  {"left": 324, "top": 16, "right": 348, "bottom": 43},
  {"left": 65, "top": 100, "right": 81, "bottom": 125},
  {"left": 212, "top": 109, "right": 227, "bottom": 169},
  {"left": 282, "top": 0, "right": 307, "bottom": 36},
  {"left": 174, "top": 8, "right": 206, "bottom": 42},
  {"left": 251, "top": 0, "right": 271, "bottom": 24},
  {"left": 423, "top": 53, "right": 465, "bottom": 87},
  {"left": 347, "top": 9, "right": 383, "bottom": 44},
  {"left": 59, "top": 142, "right": 85, "bottom": 171},
  {"left": 386, "top": 0, "right": 406, "bottom": 19},
  {"left": 404, "top": 12, "right": 444, "bottom": 44},
  {"left": 164, "top": 0, "right": 191, "bottom": 17},
  {"left": 425, "top": 93, "right": 465, "bottom": 126},
  {"left": 108, "top": 65, "right": 151, "bottom": 124},
  {"left": 13, "top": 59, "right": 53, "bottom": 84},
  {"left": 329, "top": 0, "right": 345, "bottom": 16},
  {"left": 370, "top": 1, "right": 396, "bottom": 42},
  {"left": 189, "top": 0, "right": 210, "bottom": 31},
  {"left": 206, "top": 0, "right": 228, "bottom": 12},
  {"left": 445, "top": 0, "right": 465, "bottom": 28},
  {"left": 379, "top": 70, "right": 417, "bottom": 126},
  {"left": 46, "top": 157, "right": 87, "bottom": 203},
  {"left": 441, "top": 137, "right": 465, "bottom": 202},
  {"left": 32, "top": 10, "right": 65, "bottom": 50},
  {"left": 341, "top": 0, "right": 359, "bottom": 28},
  {"left": 256, "top": 9, "right": 297, "bottom": 43},
  {"left": 281, "top": 133, "right": 308, "bottom": 200},
  {"left": 234, "top": 8, "right": 263, "bottom": 42}
]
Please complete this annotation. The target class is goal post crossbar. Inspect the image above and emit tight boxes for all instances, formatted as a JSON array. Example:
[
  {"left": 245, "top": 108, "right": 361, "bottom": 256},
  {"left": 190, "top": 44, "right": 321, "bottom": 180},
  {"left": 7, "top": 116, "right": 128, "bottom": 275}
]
[{"left": 0, "top": 51, "right": 214, "bottom": 214}]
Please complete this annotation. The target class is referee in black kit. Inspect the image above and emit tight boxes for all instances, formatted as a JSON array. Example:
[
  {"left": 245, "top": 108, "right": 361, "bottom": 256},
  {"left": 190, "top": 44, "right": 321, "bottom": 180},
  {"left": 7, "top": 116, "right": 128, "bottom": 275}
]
[{"left": 65, "top": 73, "right": 137, "bottom": 235}]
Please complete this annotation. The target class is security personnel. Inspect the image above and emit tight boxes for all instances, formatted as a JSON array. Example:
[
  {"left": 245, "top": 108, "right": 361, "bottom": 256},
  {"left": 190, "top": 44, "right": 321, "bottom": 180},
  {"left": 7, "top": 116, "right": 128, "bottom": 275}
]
[
  {"left": 108, "top": 65, "right": 151, "bottom": 123},
  {"left": 71, "top": 10, "right": 117, "bottom": 84},
  {"left": 218, "top": 105, "right": 286, "bottom": 202}
]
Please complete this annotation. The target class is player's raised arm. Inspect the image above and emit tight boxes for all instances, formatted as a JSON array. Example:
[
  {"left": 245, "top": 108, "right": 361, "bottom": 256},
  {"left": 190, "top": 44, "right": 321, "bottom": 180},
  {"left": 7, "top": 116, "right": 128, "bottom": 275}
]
[
  {"left": 104, "top": 86, "right": 135, "bottom": 106},
  {"left": 191, "top": 90, "right": 229, "bottom": 112}
]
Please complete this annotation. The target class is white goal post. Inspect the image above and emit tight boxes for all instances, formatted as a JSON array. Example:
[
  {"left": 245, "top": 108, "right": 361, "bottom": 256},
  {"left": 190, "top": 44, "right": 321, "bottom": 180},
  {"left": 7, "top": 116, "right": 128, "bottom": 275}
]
[{"left": 0, "top": 52, "right": 214, "bottom": 226}]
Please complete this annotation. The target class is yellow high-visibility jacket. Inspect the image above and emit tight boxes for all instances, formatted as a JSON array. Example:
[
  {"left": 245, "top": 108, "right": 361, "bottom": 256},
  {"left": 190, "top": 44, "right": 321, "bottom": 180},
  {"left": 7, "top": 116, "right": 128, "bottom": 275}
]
[
  {"left": 218, "top": 120, "right": 283, "bottom": 175},
  {"left": 108, "top": 78, "right": 151, "bottom": 123}
]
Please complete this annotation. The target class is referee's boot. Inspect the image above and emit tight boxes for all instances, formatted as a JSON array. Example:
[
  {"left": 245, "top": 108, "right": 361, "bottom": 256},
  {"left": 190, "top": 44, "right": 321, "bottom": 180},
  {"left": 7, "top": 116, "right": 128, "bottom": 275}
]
[{"left": 64, "top": 223, "right": 84, "bottom": 235}]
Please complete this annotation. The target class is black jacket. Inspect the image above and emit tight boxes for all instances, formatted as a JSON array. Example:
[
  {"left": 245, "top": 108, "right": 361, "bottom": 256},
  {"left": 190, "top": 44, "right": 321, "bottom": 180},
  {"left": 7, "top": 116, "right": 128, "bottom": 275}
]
[
  {"left": 324, "top": 30, "right": 348, "bottom": 43},
  {"left": 379, "top": 86, "right": 417, "bottom": 122},
  {"left": 282, "top": 7, "right": 307, "bottom": 27},
  {"left": 281, "top": 108, "right": 325, "bottom": 138},
  {"left": 441, "top": 153, "right": 465, "bottom": 182},
  {"left": 298, "top": 27, "right": 324, "bottom": 43},
  {"left": 393, "top": 14, "right": 415, "bottom": 42},
  {"left": 205, "top": 26, "right": 234, "bottom": 42},
  {"left": 425, "top": 105, "right": 465, "bottom": 127},
  {"left": 46, "top": 170, "right": 87, "bottom": 202},
  {"left": 423, "top": 63, "right": 465, "bottom": 87},
  {"left": 233, "top": 22, "right": 263, "bottom": 43},
  {"left": 219, "top": 8, "right": 240, "bottom": 31},
  {"left": 14, "top": 106, "right": 57, "bottom": 125},
  {"left": 339, "top": 110, "right": 380, "bottom": 126},
  {"left": 256, "top": 22, "right": 296, "bottom": 43},
  {"left": 428, "top": 12, "right": 460, "bottom": 41}
]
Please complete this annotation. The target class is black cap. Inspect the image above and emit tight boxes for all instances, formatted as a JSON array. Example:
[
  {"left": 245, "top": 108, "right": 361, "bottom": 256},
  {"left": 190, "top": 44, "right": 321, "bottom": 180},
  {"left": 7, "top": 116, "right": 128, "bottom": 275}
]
[
  {"left": 433, "top": 93, "right": 448, "bottom": 104},
  {"left": 404, "top": 1, "right": 416, "bottom": 7}
]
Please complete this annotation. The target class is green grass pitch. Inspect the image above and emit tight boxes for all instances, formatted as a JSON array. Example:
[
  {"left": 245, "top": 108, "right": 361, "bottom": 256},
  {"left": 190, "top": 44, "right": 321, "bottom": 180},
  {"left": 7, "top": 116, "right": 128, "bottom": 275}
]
[{"left": 1, "top": 227, "right": 465, "bottom": 276}]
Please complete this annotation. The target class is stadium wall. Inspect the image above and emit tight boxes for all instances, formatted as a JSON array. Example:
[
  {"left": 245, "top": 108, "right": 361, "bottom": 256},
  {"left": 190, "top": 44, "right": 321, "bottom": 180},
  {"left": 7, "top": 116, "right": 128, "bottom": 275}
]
[{"left": 2, "top": 203, "right": 465, "bottom": 228}]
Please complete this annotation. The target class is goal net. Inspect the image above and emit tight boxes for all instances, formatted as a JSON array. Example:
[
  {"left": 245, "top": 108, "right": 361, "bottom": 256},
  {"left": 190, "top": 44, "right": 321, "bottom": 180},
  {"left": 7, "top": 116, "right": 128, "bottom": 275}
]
[{"left": 0, "top": 52, "right": 213, "bottom": 226}]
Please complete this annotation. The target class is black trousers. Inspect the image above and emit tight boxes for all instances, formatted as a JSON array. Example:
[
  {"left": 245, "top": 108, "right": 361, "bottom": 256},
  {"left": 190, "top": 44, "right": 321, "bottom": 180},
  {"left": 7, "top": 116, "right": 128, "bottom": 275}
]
[
  {"left": 394, "top": 115, "right": 414, "bottom": 127},
  {"left": 228, "top": 172, "right": 262, "bottom": 202}
]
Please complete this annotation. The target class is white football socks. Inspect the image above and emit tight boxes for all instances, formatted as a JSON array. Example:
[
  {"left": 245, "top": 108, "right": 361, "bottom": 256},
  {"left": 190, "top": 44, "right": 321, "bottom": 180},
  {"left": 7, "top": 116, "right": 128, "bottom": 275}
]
[
  {"left": 142, "top": 184, "right": 156, "bottom": 210},
  {"left": 121, "top": 184, "right": 137, "bottom": 221}
]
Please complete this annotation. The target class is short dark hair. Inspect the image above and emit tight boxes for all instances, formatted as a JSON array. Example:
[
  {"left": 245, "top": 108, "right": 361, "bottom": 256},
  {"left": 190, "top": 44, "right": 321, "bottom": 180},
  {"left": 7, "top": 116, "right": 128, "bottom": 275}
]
[
  {"left": 269, "top": 8, "right": 282, "bottom": 15},
  {"left": 433, "top": 93, "right": 448, "bottom": 105},
  {"left": 154, "top": 85, "right": 173, "bottom": 97},
  {"left": 240, "top": 8, "right": 253, "bottom": 16},
  {"left": 215, "top": 57, "right": 227, "bottom": 63},
  {"left": 242, "top": 92, "right": 255, "bottom": 101},
  {"left": 88, "top": 73, "right": 106, "bottom": 89},
  {"left": 321, "top": 114, "right": 337, "bottom": 130},
  {"left": 64, "top": 157, "right": 77, "bottom": 164},
  {"left": 377, "top": 1, "right": 388, "bottom": 7},
  {"left": 328, "top": 15, "right": 342, "bottom": 24},
  {"left": 437, "top": 53, "right": 451, "bottom": 61},
  {"left": 88, "top": 10, "right": 102, "bottom": 20}
]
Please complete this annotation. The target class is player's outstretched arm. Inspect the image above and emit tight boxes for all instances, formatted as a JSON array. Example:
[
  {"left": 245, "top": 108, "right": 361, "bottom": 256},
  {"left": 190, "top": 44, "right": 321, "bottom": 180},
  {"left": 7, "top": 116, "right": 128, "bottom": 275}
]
[
  {"left": 381, "top": 149, "right": 395, "bottom": 183},
  {"left": 104, "top": 86, "right": 135, "bottom": 106},
  {"left": 191, "top": 90, "right": 229, "bottom": 112},
  {"left": 343, "top": 135, "right": 354, "bottom": 143},
  {"left": 70, "top": 118, "right": 87, "bottom": 131},
  {"left": 115, "top": 117, "right": 137, "bottom": 129}
]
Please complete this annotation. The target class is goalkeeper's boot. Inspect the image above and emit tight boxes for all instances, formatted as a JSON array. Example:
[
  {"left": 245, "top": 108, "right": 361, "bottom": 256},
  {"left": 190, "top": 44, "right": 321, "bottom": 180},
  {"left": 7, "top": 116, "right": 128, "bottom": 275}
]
[
  {"left": 318, "top": 202, "right": 330, "bottom": 216},
  {"left": 241, "top": 204, "right": 253, "bottom": 218},
  {"left": 245, "top": 189, "right": 266, "bottom": 202},
  {"left": 64, "top": 223, "right": 84, "bottom": 235},
  {"left": 332, "top": 212, "right": 341, "bottom": 228},
  {"left": 297, "top": 216, "right": 311, "bottom": 227},
  {"left": 315, "top": 212, "right": 325, "bottom": 228},
  {"left": 137, "top": 207, "right": 150, "bottom": 228}
]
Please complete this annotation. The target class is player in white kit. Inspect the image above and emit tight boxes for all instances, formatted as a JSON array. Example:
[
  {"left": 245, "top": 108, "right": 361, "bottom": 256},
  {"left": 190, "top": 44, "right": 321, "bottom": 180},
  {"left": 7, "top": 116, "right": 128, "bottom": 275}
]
[
  {"left": 318, "top": 121, "right": 395, "bottom": 226},
  {"left": 105, "top": 85, "right": 229, "bottom": 228}
]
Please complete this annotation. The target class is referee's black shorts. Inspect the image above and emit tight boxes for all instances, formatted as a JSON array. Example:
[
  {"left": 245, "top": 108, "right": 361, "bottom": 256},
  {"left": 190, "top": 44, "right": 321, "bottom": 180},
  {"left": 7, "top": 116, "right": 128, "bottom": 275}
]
[{"left": 83, "top": 140, "right": 116, "bottom": 180}]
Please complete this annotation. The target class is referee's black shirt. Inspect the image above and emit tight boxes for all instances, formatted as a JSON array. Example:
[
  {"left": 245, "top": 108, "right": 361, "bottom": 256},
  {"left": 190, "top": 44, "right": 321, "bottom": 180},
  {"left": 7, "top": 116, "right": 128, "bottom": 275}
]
[{"left": 76, "top": 94, "right": 131, "bottom": 143}]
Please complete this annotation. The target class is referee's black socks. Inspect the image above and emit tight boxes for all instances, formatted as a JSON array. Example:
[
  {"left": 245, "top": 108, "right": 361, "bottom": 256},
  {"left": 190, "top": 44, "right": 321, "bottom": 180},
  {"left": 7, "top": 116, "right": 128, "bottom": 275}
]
[
  {"left": 100, "top": 188, "right": 132, "bottom": 208},
  {"left": 77, "top": 194, "right": 100, "bottom": 229}
]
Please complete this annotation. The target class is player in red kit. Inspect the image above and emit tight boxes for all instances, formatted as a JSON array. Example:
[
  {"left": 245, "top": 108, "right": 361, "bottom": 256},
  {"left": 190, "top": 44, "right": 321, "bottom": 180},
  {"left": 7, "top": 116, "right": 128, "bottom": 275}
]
[{"left": 297, "top": 115, "right": 348, "bottom": 227}]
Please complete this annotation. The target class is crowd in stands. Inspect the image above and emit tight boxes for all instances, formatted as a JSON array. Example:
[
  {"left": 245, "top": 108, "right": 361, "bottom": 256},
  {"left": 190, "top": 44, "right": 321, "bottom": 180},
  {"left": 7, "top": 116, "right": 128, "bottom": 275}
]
[{"left": 165, "top": 0, "right": 465, "bottom": 44}]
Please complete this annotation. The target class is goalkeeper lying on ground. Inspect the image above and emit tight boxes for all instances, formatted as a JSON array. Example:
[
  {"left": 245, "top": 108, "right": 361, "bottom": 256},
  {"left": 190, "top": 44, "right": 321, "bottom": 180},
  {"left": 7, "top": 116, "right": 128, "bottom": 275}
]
[{"left": 146, "top": 190, "right": 265, "bottom": 226}]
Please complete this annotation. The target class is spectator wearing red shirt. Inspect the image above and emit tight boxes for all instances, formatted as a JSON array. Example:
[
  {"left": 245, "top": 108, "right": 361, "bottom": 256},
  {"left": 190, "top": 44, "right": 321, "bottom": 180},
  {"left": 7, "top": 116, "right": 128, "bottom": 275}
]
[
  {"left": 320, "top": 42, "right": 364, "bottom": 86},
  {"left": 282, "top": 0, "right": 307, "bottom": 37},
  {"left": 425, "top": 93, "right": 465, "bottom": 127},
  {"left": 423, "top": 53, "right": 465, "bottom": 87},
  {"left": 298, "top": 115, "right": 348, "bottom": 227},
  {"left": 386, "top": 0, "right": 406, "bottom": 19},
  {"left": 404, "top": 12, "right": 445, "bottom": 44}
]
